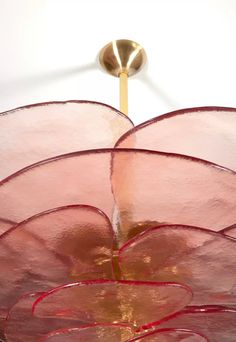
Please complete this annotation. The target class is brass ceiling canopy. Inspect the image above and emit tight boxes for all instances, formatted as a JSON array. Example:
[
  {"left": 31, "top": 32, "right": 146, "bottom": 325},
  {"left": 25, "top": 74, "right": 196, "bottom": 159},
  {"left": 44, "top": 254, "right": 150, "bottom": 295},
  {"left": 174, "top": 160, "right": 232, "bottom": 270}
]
[
  {"left": 98, "top": 39, "right": 147, "bottom": 116},
  {"left": 99, "top": 39, "right": 146, "bottom": 77}
]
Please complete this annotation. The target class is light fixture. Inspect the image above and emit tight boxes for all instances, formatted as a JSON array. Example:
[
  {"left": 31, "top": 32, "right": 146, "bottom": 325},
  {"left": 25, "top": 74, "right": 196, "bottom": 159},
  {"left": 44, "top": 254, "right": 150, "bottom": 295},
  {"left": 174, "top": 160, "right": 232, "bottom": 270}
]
[{"left": 0, "top": 40, "right": 235, "bottom": 342}]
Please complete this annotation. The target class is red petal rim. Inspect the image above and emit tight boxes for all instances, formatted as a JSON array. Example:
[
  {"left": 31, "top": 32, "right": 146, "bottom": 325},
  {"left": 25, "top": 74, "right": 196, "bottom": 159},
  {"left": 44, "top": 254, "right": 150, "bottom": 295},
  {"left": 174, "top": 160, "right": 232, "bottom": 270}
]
[
  {"left": 0, "top": 217, "right": 17, "bottom": 236},
  {"left": 0, "top": 205, "right": 114, "bottom": 315},
  {"left": 0, "top": 100, "right": 134, "bottom": 125},
  {"left": 5, "top": 292, "right": 45, "bottom": 341},
  {"left": 156, "top": 305, "right": 236, "bottom": 325},
  {"left": 220, "top": 224, "right": 236, "bottom": 238},
  {"left": 152, "top": 305, "right": 236, "bottom": 342},
  {"left": 116, "top": 106, "right": 236, "bottom": 148},
  {"left": 38, "top": 323, "right": 134, "bottom": 342},
  {"left": 1, "top": 204, "right": 113, "bottom": 239},
  {"left": 118, "top": 224, "right": 236, "bottom": 306},
  {"left": 1, "top": 148, "right": 235, "bottom": 187},
  {"left": 116, "top": 106, "right": 236, "bottom": 173},
  {"left": 32, "top": 279, "right": 193, "bottom": 329},
  {"left": 1, "top": 148, "right": 236, "bottom": 238},
  {"left": 0, "top": 101, "right": 134, "bottom": 180},
  {"left": 127, "top": 328, "right": 208, "bottom": 341},
  {"left": 5, "top": 292, "right": 86, "bottom": 342},
  {"left": 119, "top": 224, "right": 236, "bottom": 254}
]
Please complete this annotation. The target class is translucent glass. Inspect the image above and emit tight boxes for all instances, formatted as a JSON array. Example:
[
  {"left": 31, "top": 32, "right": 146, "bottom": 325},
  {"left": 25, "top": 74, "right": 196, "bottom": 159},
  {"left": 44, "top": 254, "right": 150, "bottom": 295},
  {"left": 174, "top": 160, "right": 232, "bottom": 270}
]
[
  {"left": 39, "top": 324, "right": 134, "bottom": 342},
  {"left": 0, "top": 205, "right": 114, "bottom": 319},
  {"left": 0, "top": 150, "right": 116, "bottom": 225},
  {"left": 119, "top": 225, "right": 236, "bottom": 306},
  {"left": 0, "top": 218, "right": 16, "bottom": 235},
  {"left": 33, "top": 280, "right": 192, "bottom": 330},
  {"left": 117, "top": 107, "right": 236, "bottom": 171},
  {"left": 1, "top": 150, "right": 236, "bottom": 246},
  {"left": 111, "top": 150, "right": 236, "bottom": 243},
  {"left": 0, "top": 101, "right": 133, "bottom": 179},
  {"left": 5, "top": 292, "right": 81, "bottom": 342},
  {"left": 158, "top": 306, "right": 236, "bottom": 342},
  {"left": 220, "top": 224, "right": 236, "bottom": 238},
  {"left": 1, "top": 104, "right": 236, "bottom": 342},
  {"left": 128, "top": 328, "right": 207, "bottom": 341}
]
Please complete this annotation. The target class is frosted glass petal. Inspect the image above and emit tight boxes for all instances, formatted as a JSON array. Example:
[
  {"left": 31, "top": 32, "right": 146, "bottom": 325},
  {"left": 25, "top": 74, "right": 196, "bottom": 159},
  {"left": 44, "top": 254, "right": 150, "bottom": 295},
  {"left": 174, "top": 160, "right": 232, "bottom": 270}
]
[
  {"left": 1, "top": 150, "right": 236, "bottom": 246},
  {"left": 111, "top": 151, "right": 236, "bottom": 243},
  {"left": 117, "top": 107, "right": 236, "bottom": 170},
  {"left": 39, "top": 324, "right": 134, "bottom": 342},
  {"left": 0, "top": 205, "right": 113, "bottom": 318},
  {"left": 5, "top": 293, "right": 81, "bottom": 342},
  {"left": 128, "top": 328, "right": 207, "bottom": 341},
  {"left": 0, "top": 150, "right": 116, "bottom": 224},
  {"left": 33, "top": 280, "right": 192, "bottom": 330},
  {"left": 158, "top": 306, "right": 236, "bottom": 342},
  {"left": 0, "top": 101, "right": 133, "bottom": 179},
  {"left": 119, "top": 225, "right": 236, "bottom": 306},
  {"left": 0, "top": 218, "right": 16, "bottom": 235},
  {"left": 220, "top": 224, "right": 236, "bottom": 238}
]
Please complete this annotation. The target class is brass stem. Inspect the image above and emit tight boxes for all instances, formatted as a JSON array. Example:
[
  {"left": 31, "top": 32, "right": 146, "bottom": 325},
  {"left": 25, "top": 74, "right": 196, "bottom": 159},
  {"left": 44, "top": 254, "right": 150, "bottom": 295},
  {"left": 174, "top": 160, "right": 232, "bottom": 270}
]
[
  {"left": 99, "top": 40, "right": 146, "bottom": 116},
  {"left": 119, "top": 72, "right": 128, "bottom": 115}
]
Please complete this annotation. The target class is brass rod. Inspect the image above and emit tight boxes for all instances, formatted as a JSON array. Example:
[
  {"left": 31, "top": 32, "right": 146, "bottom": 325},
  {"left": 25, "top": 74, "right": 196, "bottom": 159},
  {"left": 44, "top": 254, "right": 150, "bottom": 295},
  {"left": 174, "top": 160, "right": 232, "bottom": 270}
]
[{"left": 119, "top": 72, "right": 128, "bottom": 115}]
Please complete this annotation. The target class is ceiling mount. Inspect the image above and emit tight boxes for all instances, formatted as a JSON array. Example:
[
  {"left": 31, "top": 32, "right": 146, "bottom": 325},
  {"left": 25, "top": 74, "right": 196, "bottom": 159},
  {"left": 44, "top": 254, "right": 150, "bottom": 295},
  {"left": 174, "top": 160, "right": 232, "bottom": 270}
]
[
  {"left": 99, "top": 40, "right": 147, "bottom": 116},
  {"left": 99, "top": 39, "right": 146, "bottom": 77}
]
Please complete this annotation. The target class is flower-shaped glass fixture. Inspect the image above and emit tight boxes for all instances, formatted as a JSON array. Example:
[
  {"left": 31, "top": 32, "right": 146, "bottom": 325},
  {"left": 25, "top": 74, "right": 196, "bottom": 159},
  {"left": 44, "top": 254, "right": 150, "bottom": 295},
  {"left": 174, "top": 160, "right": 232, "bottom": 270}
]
[
  {"left": 0, "top": 101, "right": 133, "bottom": 180},
  {"left": 0, "top": 103, "right": 236, "bottom": 342},
  {"left": 116, "top": 107, "right": 236, "bottom": 171}
]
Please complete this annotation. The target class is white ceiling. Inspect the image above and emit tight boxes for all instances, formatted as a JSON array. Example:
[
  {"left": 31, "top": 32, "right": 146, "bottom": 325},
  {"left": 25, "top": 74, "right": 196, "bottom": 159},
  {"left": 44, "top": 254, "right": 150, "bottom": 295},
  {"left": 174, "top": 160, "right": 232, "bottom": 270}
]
[{"left": 0, "top": 0, "right": 236, "bottom": 124}]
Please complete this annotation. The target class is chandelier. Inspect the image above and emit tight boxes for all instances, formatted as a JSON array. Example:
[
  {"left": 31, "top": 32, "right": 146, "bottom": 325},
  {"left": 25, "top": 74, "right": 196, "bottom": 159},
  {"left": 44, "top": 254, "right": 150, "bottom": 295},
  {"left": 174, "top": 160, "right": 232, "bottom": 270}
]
[{"left": 0, "top": 40, "right": 236, "bottom": 342}]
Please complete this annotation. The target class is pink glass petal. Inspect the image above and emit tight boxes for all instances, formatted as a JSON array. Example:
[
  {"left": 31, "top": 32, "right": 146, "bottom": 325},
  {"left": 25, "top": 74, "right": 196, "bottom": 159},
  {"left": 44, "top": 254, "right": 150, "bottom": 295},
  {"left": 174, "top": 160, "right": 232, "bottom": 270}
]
[
  {"left": 1, "top": 150, "right": 236, "bottom": 245},
  {"left": 111, "top": 150, "right": 236, "bottom": 243},
  {"left": 0, "top": 218, "right": 16, "bottom": 235},
  {"left": 0, "top": 150, "right": 117, "bottom": 225},
  {"left": 116, "top": 107, "right": 236, "bottom": 171},
  {"left": 33, "top": 280, "right": 192, "bottom": 329},
  {"left": 119, "top": 225, "right": 236, "bottom": 306},
  {"left": 0, "top": 319, "right": 5, "bottom": 342},
  {"left": 220, "top": 224, "right": 236, "bottom": 238},
  {"left": 39, "top": 324, "right": 134, "bottom": 342},
  {"left": 0, "top": 205, "right": 114, "bottom": 319},
  {"left": 157, "top": 306, "right": 236, "bottom": 342},
  {"left": 128, "top": 328, "right": 208, "bottom": 341},
  {"left": 5, "top": 292, "right": 82, "bottom": 342},
  {"left": 0, "top": 101, "right": 133, "bottom": 179}
]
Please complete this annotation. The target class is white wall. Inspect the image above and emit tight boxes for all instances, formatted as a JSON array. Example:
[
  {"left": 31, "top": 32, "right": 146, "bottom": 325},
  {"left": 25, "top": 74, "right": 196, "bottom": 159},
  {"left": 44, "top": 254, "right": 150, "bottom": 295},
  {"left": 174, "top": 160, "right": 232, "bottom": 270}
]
[{"left": 0, "top": 0, "right": 236, "bottom": 124}]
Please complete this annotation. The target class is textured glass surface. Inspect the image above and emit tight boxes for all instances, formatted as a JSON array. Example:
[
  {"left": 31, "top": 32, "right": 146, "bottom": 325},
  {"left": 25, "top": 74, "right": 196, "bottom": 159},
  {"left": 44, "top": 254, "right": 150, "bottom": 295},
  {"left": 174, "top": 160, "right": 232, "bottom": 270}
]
[
  {"left": 0, "top": 218, "right": 16, "bottom": 235},
  {"left": 0, "top": 205, "right": 114, "bottom": 318},
  {"left": 5, "top": 292, "right": 80, "bottom": 342},
  {"left": 0, "top": 150, "right": 116, "bottom": 225},
  {"left": 119, "top": 225, "right": 236, "bottom": 306},
  {"left": 116, "top": 107, "right": 236, "bottom": 171},
  {"left": 128, "top": 328, "right": 207, "bottom": 341},
  {"left": 39, "top": 324, "right": 134, "bottom": 342},
  {"left": 33, "top": 280, "right": 192, "bottom": 329},
  {"left": 1, "top": 104, "right": 236, "bottom": 341},
  {"left": 0, "top": 101, "right": 133, "bottom": 180},
  {"left": 111, "top": 150, "right": 236, "bottom": 243},
  {"left": 1, "top": 150, "right": 236, "bottom": 245},
  {"left": 221, "top": 224, "right": 236, "bottom": 238},
  {"left": 158, "top": 306, "right": 236, "bottom": 342}
]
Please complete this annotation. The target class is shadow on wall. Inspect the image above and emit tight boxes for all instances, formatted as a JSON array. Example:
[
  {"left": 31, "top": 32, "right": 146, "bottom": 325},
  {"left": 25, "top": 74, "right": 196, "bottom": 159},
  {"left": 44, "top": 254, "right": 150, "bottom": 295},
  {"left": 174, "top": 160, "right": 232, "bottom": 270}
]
[
  {"left": 1, "top": 62, "right": 179, "bottom": 109},
  {"left": 0, "top": 62, "right": 97, "bottom": 92}
]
